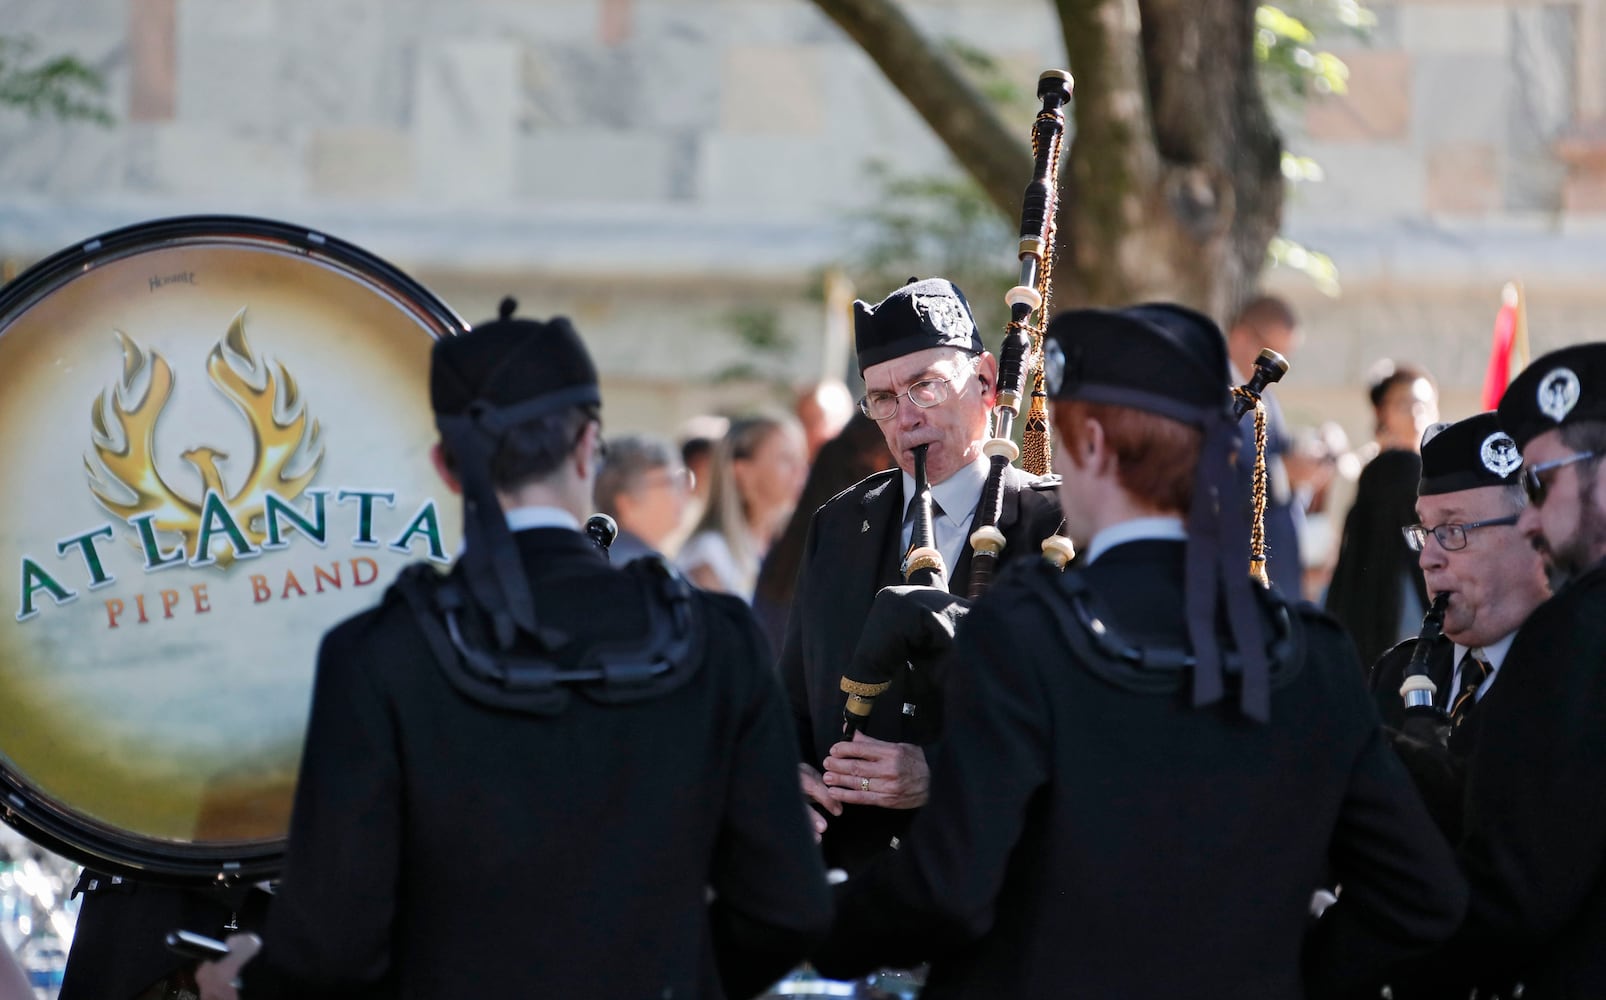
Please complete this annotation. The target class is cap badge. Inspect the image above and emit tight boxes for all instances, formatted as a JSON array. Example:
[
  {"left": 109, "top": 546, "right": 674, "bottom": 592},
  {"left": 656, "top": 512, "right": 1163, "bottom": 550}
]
[
  {"left": 912, "top": 292, "right": 970, "bottom": 341},
  {"left": 1480, "top": 431, "right": 1521, "bottom": 477},
  {"left": 1538, "top": 367, "right": 1581, "bottom": 422}
]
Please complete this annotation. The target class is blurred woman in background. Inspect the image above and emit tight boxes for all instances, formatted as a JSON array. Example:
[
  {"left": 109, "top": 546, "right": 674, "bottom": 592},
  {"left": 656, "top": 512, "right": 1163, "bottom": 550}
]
[
  {"left": 753, "top": 412, "right": 893, "bottom": 652},
  {"left": 677, "top": 414, "right": 807, "bottom": 601},
  {"left": 1325, "top": 361, "right": 1440, "bottom": 665}
]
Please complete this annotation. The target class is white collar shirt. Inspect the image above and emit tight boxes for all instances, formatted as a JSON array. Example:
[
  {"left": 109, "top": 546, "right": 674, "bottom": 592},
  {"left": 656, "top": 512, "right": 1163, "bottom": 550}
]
[
  {"left": 1451, "top": 629, "right": 1516, "bottom": 704},
  {"left": 504, "top": 505, "right": 581, "bottom": 533},
  {"left": 1084, "top": 516, "right": 1188, "bottom": 565}
]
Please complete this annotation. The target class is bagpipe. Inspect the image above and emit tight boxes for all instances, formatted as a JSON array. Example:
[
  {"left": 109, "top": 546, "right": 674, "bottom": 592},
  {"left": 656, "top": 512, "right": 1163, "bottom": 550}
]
[
  {"left": 967, "top": 69, "right": 1077, "bottom": 597},
  {"left": 1397, "top": 592, "right": 1453, "bottom": 743},
  {"left": 836, "top": 70, "right": 1073, "bottom": 739},
  {"left": 840, "top": 442, "right": 946, "bottom": 737},
  {"left": 835, "top": 69, "right": 1291, "bottom": 737}
]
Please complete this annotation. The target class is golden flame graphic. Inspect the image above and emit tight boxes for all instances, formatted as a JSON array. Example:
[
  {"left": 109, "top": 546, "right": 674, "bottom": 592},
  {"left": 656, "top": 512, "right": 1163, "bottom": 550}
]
[{"left": 84, "top": 309, "right": 324, "bottom": 566}]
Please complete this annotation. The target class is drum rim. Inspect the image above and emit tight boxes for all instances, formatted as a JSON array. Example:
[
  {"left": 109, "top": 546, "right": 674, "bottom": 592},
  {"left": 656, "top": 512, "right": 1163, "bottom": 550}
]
[
  {"left": 0, "top": 214, "right": 467, "bottom": 883},
  {"left": 0, "top": 767, "right": 283, "bottom": 885},
  {"left": 0, "top": 214, "right": 468, "bottom": 338}
]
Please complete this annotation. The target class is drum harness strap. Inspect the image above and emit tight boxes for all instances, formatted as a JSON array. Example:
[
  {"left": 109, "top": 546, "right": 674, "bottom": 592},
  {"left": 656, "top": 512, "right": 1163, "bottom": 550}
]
[{"left": 392, "top": 555, "right": 702, "bottom": 714}]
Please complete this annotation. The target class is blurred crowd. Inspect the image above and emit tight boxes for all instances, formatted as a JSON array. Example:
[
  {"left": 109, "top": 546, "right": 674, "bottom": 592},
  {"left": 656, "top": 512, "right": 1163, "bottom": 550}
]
[
  {"left": 593, "top": 378, "right": 895, "bottom": 654},
  {"left": 0, "top": 827, "right": 76, "bottom": 999}
]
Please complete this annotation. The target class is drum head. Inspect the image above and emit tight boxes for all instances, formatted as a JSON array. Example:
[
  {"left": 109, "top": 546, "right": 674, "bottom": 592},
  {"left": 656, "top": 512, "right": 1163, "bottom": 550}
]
[{"left": 0, "top": 216, "right": 466, "bottom": 883}]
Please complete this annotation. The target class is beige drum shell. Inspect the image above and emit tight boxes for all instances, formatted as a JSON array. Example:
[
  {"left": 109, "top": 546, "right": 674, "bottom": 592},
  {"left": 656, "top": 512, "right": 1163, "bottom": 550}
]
[{"left": 0, "top": 217, "right": 464, "bottom": 882}]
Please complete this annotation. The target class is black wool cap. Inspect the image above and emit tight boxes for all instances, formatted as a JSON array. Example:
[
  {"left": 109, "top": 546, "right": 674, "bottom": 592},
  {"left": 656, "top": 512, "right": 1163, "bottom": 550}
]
[
  {"left": 1418, "top": 412, "right": 1522, "bottom": 496},
  {"left": 431, "top": 296, "right": 600, "bottom": 423},
  {"left": 1041, "top": 303, "right": 1231, "bottom": 423},
  {"left": 1497, "top": 342, "right": 1606, "bottom": 449},
  {"left": 853, "top": 278, "right": 984, "bottom": 372},
  {"left": 430, "top": 297, "right": 602, "bottom": 657}
]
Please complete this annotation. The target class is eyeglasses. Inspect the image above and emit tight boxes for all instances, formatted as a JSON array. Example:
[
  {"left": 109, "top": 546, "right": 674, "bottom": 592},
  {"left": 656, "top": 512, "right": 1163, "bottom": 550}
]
[
  {"left": 1522, "top": 450, "right": 1598, "bottom": 507},
  {"left": 859, "top": 371, "right": 971, "bottom": 421},
  {"left": 1401, "top": 515, "right": 1520, "bottom": 552}
]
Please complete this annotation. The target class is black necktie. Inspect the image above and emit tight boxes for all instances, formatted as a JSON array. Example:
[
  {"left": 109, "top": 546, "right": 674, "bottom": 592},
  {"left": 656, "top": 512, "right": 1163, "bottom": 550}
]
[
  {"left": 904, "top": 495, "right": 945, "bottom": 545},
  {"left": 905, "top": 493, "right": 944, "bottom": 522},
  {"left": 1449, "top": 649, "right": 1489, "bottom": 727}
]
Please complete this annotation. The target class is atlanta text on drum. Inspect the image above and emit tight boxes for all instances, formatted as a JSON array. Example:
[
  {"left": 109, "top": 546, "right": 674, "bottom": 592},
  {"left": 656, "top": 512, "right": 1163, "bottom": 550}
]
[{"left": 15, "top": 486, "right": 451, "bottom": 622}]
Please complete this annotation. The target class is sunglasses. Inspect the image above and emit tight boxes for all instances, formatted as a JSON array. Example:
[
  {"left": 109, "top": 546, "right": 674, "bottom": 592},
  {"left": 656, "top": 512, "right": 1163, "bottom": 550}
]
[{"left": 1522, "top": 450, "right": 1598, "bottom": 507}]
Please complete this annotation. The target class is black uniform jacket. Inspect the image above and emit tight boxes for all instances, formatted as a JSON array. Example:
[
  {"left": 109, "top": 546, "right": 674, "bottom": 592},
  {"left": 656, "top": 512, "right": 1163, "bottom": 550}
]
[
  {"left": 1368, "top": 636, "right": 1490, "bottom": 844},
  {"left": 1431, "top": 561, "right": 1606, "bottom": 998},
  {"left": 60, "top": 876, "right": 261, "bottom": 1000},
  {"left": 1326, "top": 448, "right": 1430, "bottom": 666},
  {"left": 779, "top": 465, "right": 1062, "bottom": 874},
  {"left": 815, "top": 540, "right": 1467, "bottom": 999},
  {"left": 242, "top": 527, "right": 831, "bottom": 999}
]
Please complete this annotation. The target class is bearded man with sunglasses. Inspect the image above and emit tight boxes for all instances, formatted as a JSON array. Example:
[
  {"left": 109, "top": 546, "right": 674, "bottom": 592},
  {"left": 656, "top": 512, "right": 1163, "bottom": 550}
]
[
  {"left": 780, "top": 278, "right": 1063, "bottom": 877},
  {"left": 1365, "top": 413, "right": 1549, "bottom": 850},
  {"left": 1397, "top": 343, "right": 1606, "bottom": 1000}
]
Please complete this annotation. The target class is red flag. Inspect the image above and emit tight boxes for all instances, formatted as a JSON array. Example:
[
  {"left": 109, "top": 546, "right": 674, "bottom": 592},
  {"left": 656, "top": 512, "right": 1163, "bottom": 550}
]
[{"left": 1482, "top": 283, "right": 1527, "bottom": 410}]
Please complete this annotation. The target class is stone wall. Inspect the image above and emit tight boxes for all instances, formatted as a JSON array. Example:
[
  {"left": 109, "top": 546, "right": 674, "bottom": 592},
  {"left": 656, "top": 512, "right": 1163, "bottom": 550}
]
[
  {"left": 0, "top": 0, "right": 1602, "bottom": 445},
  {"left": 1268, "top": 0, "right": 1606, "bottom": 442}
]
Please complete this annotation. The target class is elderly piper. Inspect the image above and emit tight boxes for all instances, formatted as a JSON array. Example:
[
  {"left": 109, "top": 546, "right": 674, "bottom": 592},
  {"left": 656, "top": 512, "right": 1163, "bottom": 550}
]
[{"left": 782, "top": 277, "right": 1062, "bottom": 875}]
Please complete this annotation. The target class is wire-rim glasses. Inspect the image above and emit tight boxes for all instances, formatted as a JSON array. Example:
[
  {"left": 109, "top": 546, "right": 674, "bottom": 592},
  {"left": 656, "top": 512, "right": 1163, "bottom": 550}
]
[
  {"left": 1401, "top": 514, "right": 1520, "bottom": 552},
  {"left": 1522, "top": 450, "right": 1598, "bottom": 507},
  {"left": 858, "top": 373, "right": 967, "bottom": 421}
]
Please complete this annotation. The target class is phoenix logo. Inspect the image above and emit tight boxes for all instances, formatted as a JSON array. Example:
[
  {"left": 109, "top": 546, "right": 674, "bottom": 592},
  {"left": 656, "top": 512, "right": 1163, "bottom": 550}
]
[{"left": 84, "top": 309, "right": 324, "bottom": 567}]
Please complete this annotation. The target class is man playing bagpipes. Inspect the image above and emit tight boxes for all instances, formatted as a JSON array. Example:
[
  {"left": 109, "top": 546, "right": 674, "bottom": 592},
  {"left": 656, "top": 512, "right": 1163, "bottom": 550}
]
[
  {"left": 780, "top": 277, "right": 1064, "bottom": 877},
  {"left": 1392, "top": 343, "right": 1606, "bottom": 1000},
  {"left": 1367, "top": 412, "right": 1548, "bottom": 847},
  {"left": 809, "top": 304, "right": 1468, "bottom": 999}
]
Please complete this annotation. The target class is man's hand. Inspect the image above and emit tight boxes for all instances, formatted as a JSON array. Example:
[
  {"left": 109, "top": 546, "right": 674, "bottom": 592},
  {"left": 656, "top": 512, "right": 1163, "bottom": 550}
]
[
  {"left": 822, "top": 731, "right": 930, "bottom": 809},
  {"left": 195, "top": 933, "right": 261, "bottom": 1000},
  {"left": 799, "top": 763, "right": 841, "bottom": 841}
]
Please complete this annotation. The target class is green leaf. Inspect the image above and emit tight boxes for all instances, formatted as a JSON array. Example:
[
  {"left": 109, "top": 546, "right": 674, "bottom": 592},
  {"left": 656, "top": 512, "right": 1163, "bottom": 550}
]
[
  {"left": 1267, "top": 236, "right": 1341, "bottom": 296},
  {"left": 1256, "top": 3, "right": 1370, "bottom": 107},
  {"left": 0, "top": 35, "right": 114, "bottom": 125}
]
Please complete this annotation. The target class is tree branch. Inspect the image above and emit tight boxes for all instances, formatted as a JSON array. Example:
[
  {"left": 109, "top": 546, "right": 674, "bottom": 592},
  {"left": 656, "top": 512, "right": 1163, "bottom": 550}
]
[
  {"left": 1138, "top": 0, "right": 1284, "bottom": 313},
  {"left": 1055, "top": 0, "right": 1164, "bottom": 303},
  {"left": 809, "top": 0, "right": 1033, "bottom": 220}
]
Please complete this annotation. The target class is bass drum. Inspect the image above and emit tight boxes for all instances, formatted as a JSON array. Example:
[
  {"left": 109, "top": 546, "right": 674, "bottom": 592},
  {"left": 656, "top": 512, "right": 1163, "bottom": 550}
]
[{"left": 0, "top": 216, "right": 467, "bottom": 884}]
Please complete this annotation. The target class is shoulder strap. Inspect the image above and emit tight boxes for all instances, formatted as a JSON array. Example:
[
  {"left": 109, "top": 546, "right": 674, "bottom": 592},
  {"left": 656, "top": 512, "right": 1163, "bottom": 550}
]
[
  {"left": 1021, "top": 563, "right": 1303, "bottom": 699},
  {"left": 576, "top": 556, "right": 705, "bottom": 704},
  {"left": 389, "top": 565, "right": 468, "bottom": 680},
  {"left": 389, "top": 559, "right": 703, "bottom": 714}
]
